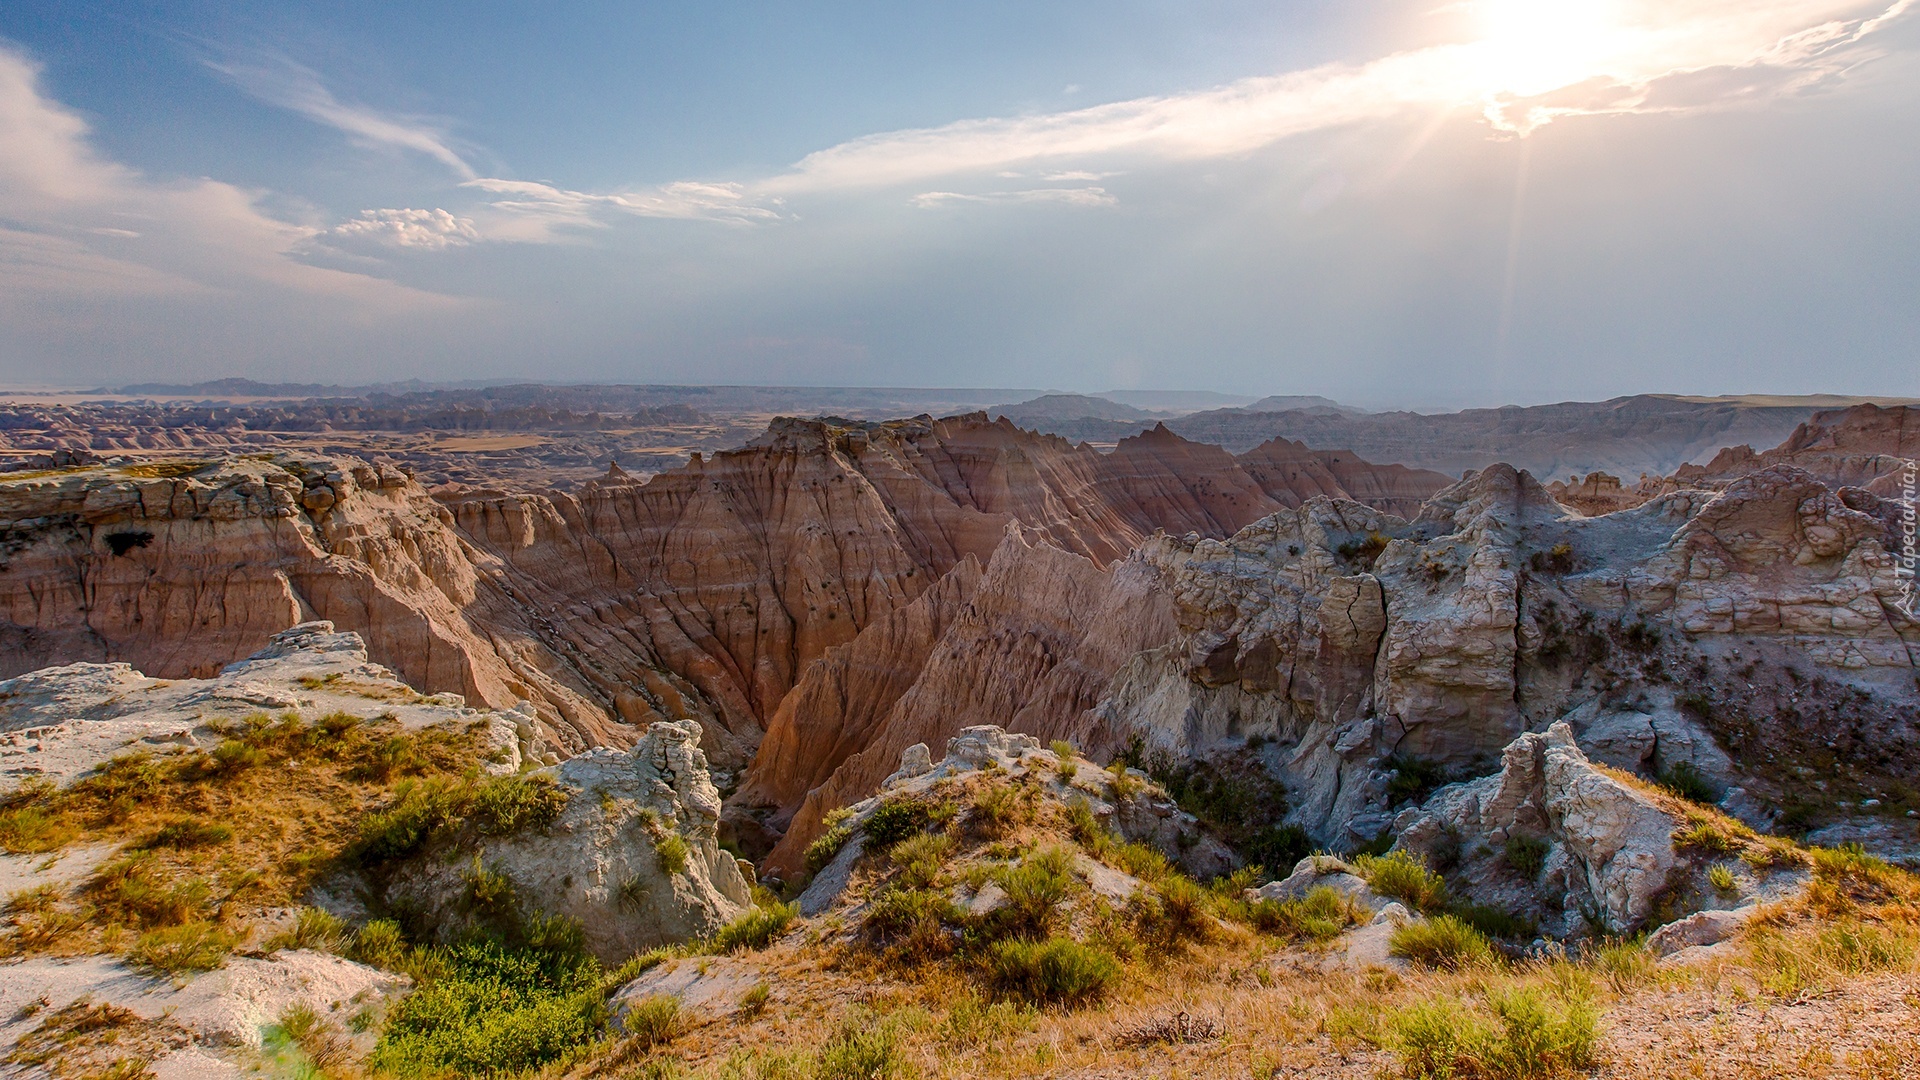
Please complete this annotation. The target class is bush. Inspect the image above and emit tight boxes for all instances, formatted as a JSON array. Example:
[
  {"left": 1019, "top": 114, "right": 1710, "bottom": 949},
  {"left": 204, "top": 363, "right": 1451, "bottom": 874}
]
[
  {"left": 210, "top": 739, "right": 266, "bottom": 773},
  {"left": 863, "top": 797, "right": 933, "bottom": 851},
  {"left": 129, "top": 921, "right": 239, "bottom": 976},
  {"left": 348, "top": 774, "right": 571, "bottom": 871},
  {"left": 1450, "top": 902, "right": 1536, "bottom": 942},
  {"left": 370, "top": 938, "right": 605, "bottom": 1078},
  {"left": 1709, "top": 863, "right": 1737, "bottom": 893},
  {"left": 1249, "top": 885, "right": 1363, "bottom": 942},
  {"left": 989, "top": 848, "right": 1076, "bottom": 941},
  {"left": 814, "top": 1013, "right": 912, "bottom": 1080},
  {"left": 891, "top": 831, "right": 952, "bottom": 889},
  {"left": 711, "top": 902, "right": 797, "bottom": 953},
  {"left": 1133, "top": 874, "right": 1215, "bottom": 947},
  {"left": 989, "top": 937, "right": 1118, "bottom": 1007},
  {"left": 266, "top": 907, "right": 350, "bottom": 954},
  {"left": 1657, "top": 761, "right": 1717, "bottom": 805},
  {"left": 351, "top": 919, "right": 409, "bottom": 969},
  {"left": 1675, "top": 821, "right": 1740, "bottom": 855},
  {"left": 1503, "top": 834, "right": 1549, "bottom": 880},
  {"left": 970, "top": 784, "right": 1027, "bottom": 837},
  {"left": 621, "top": 994, "right": 683, "bottom": 1050},
  {"left": 1387, "top": 986, "right": 1597, "bottom": 1080},
  {"left": 1385, "top": 755, "right": 1449, "bottom": 807},
  {"left": 1389, "top": 915, "right": 1495, "bottom": 971},
  {"left": 1355, "top": 850, "right": 1449, "bottom": 912},
  {"left": 805, "top": 815, "right": 856, "bottom": 873},
  {"left": 655, "top": 832, "right": 691, "bottom": 875},
  {"left": 864, "top": 885, "right": 961, "bottom": 960},
  {"left": 1065, "top": 799, "right": 1109, "bottom": 854},
  {"left": 1109, "top": 841, "right": 1171, "bottom": 882}
]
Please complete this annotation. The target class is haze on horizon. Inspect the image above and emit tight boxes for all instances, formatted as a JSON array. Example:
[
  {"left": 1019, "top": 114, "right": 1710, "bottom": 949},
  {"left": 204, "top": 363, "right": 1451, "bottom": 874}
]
[{"left": 1, "top": 1, "right": 1916, "bottom": 411}]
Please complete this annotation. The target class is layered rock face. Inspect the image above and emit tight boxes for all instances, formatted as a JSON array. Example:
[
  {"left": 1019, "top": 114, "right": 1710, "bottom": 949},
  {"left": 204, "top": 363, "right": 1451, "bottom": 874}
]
[
  {"left": 0, "top": 457, "right": 659, "bottom": 752},
  {"left": 0, "top": 414, "right": 1432, "bottom": 775},
  {"left": 1090, "top": 462, "right": 1920, "bottom": 851},
  {"left": 750, "top": 528, "right": 1180, "bottom": 875}
]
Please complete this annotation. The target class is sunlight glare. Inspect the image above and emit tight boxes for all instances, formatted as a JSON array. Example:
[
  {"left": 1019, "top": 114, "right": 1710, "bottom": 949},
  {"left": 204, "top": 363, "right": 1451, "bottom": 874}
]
[{"left": 1472, "top": 0, "right": 1623, "bottom": 96}]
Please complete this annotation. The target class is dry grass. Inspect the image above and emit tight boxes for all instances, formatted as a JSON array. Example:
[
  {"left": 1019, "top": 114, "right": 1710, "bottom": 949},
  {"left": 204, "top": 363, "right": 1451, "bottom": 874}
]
[
  {"left": 2, "top": 999, "right": 190, "bottom": 1079},
  {"left": 0, "top": 710, "right": 492, "bottom": 961}
]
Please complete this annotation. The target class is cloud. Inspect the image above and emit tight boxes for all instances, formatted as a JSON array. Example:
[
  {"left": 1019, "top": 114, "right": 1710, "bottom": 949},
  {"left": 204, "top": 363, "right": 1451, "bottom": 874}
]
[
  {"left": 911, "top": 187, "right": 1118, "bottom": 209},
  {"left": 319, "top": 207, "right": 480, "bottom": 251},
  {"left": 208, "top": 52, "right": 477, "bottom": 179},
  {"left": 0, "top": 45, "right": 451, "bottom": 306},
  {"left": 450, "top": 177, "right": 784, "bottom": 242},
  {"left": 751, "top": 0, "right": 1913, "bottom": 191}
]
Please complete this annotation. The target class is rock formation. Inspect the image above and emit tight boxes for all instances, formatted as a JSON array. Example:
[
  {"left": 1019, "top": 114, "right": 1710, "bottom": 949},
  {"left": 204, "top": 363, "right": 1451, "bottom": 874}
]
[
  {"left": 0, "top": 413, "right": 1435, "bottom": 776},
  {"left": 376, "top": 719, "right": 753, "bottom": 964},
  {"left": 0, "top": 621, "right": 530, "bottom": 794},
  {"left": 1086, "top": 462, "right": 1920, "bottom": 856}
]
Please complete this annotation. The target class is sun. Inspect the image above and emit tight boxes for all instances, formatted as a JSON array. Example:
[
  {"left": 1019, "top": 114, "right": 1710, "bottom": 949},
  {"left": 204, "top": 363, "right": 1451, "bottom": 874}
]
[{"left": 1471, "top": 0, "right": 1622, "bottom": 96}]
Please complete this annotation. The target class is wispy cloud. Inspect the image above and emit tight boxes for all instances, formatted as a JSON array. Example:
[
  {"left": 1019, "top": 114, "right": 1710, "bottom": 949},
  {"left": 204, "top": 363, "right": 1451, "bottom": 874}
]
[
  {"left": 209, "top": 52, "right": 477, "bottom": 179},
  {"left": 325, "top": 0, "right": 1915, "bottom": 241},
  {"left": 911, "top": 187, "right": 1118, "bottom": 209},
  {"left": 756, "top": 0, "right": 1912, "bottom": 191},
  {"left": 0, "top": 45, "right": 452, "bottom": 305}
]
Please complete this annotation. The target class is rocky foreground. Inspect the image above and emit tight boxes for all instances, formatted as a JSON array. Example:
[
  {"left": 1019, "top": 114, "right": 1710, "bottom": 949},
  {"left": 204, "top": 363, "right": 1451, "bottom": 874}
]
[
  {"left": 1, "top": 405, "right": 1919, "bottom": 1076},
  {"left": 0, "top": 627, "right": 1912, "bottom": 1077}
]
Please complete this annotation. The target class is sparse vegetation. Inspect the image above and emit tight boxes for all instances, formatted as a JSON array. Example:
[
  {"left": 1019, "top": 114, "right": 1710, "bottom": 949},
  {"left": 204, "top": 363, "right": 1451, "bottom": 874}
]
[
  {"left": 1354, "top": 849, "right": 1450, "bottom": 912},
  {"left": 710, "top": 901, "right": 798, "bottom": 953},
  {"left": 1389, "top": 914, "right": 1496, "bottom": 971},
  {"left": 128, "top": 921, "right": 239, "bottom": 976},
  {"left": 805, "top": 806, "right": 857, "bottom": 872},
  {"left": 1504, "top": 833, "right": 1549, "bottom": 879},
  {"left": 989, "top": 936, "right": 1119, "bottom": 1006}
]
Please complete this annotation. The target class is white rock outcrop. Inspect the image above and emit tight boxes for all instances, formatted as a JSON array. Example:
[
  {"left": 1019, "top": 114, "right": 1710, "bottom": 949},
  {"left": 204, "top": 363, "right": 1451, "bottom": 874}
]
[{"left": 381, "top": 719, "right": 753, "bottom": 963}]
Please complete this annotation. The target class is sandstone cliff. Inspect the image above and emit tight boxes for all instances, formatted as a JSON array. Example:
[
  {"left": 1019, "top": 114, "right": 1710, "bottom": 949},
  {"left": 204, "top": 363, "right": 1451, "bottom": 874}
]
[{"left": 1090, "top": 463, "right": 1920, "bottom": 852}]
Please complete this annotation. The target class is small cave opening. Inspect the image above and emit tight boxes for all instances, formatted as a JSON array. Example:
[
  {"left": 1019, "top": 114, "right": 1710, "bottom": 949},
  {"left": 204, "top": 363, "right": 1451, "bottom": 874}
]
[{"left": 105, "top": 531, "right": 155, "bottom": 557}]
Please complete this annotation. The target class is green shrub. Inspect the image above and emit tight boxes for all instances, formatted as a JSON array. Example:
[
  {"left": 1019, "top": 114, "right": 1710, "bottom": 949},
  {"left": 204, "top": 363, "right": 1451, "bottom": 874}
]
[
  {"left": 813, "top": 1013, "right": 912, "bottom": 1080},
  {"left": 988, "top": 848, "right": 1076, "bottom": 941},
  {"left": 129, "top": 921, "right": 239, "bottom": 976},
  {"left": 1384, "top": 754, "right": 1448, "bottom": 807},
  {"left": 739, "top": 982, "right": 771, "bottom": 1017},
  {"left": 1109, "top": 841, "right": 1171, "bottom": 882},
  {"left": 464, "top": 857, "right": 517, "bottom": 914},
  {"left": 1386, "top": 986, "right": 1596, "bottom": 1080},
  {"left": 891, "top": 831, "right": 953, "bottom": 889},
  {"left": 1503, "top": 834, "right": 1549, "bottom": 880},
  {"left": 989, "top": 937, "right": 1119, "bottom": 1007},
  {"left": 805, "top": 818, "right": 856, "bottom": 873},
  {"left": 654, "top": 832, "right": 691, "bottom": 875},
  {"left": 266, "top": 907, "right": 351, "bottom": 954},
  {"left": 348, "top": 774, "right": 571, "bottom": 871},
  {"left": 621, "top": 994, "right": 683, "bottom": 1050},
  {"left": 864, "top": 885, "right": 961, "bottom": 960},
  {"left": 1355, "top": 849, "right": 1449, "bottom": 912},
  {"left": 1065, "top": 799, "right": 1109, "bottom": 854},
  {"left": 1249, "top": 885, "right": 1363, "bottom": 942},
  {"left": 0, "top": 805, "right": 74, "bottom": 854},
  {"left": 1708, "top": 863, "right": 1737, "bottom": 893},
  {"left": 864, "top": 797, "right": 933, "bottom": 850},
  {"left": 369, "top": 938, "right": 605, "bottom": 1078},
  {"left": 210, "top": 739, "right": 266, "bottom": 773},
  {"left": 1450, "top": 902, "right": 1536, "bottom": 942},
  {"left": 1657, "top": 761, "right": 1717, "bottom": 805},
  {"left": 1389, "top": 915, "right": 1495, "bottom": 971},
  {"left": 1674, "top": 821, "right": 1740, "bottom": 855},
  {"left": 711, "top": 902, "right": 798, "bottom": 953},
  {"left": 351, "top": 919, "right": 409, "bottom": 969},
  {"left": 1133, "top": 874, "right": 1215, "bottom": 947}
]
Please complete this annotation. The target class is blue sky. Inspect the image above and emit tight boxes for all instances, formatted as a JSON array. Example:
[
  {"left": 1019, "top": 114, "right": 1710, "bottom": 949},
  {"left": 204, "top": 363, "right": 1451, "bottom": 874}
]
[{"left": 1, "top": 1, "right": 1915, "bottom": 406}]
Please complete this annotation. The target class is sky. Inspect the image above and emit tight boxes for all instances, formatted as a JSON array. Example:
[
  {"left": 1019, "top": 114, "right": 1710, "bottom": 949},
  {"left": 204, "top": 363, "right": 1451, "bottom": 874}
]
[{"left": 0, "top": 1, "right": 1915, "bottom": 408}]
